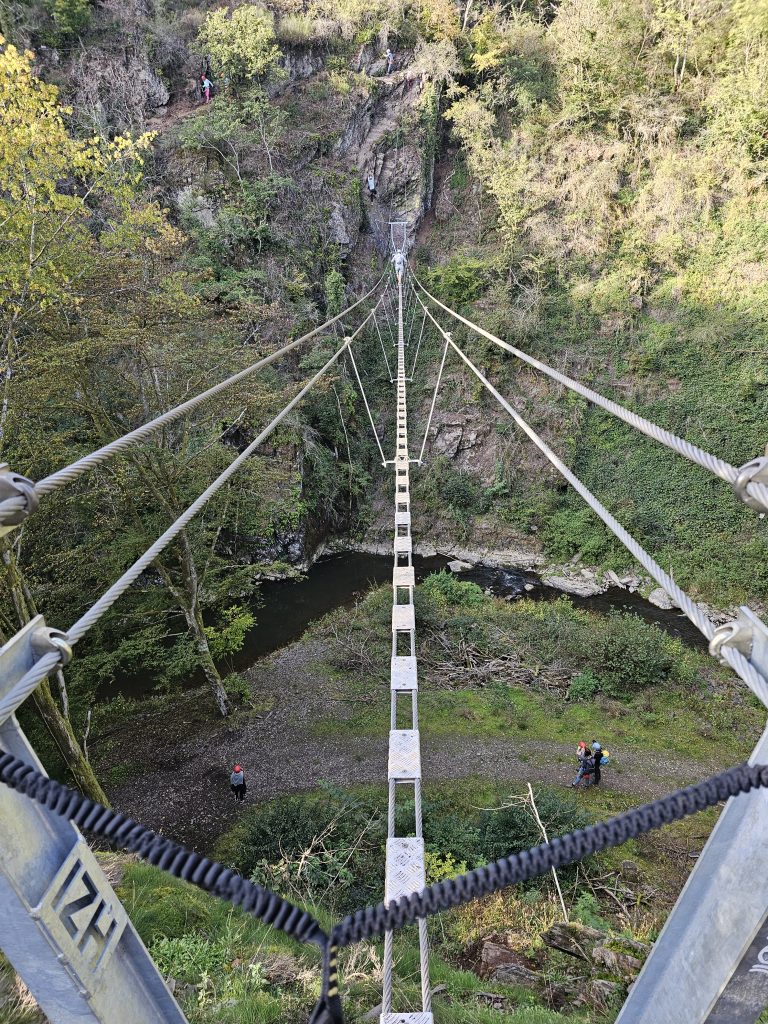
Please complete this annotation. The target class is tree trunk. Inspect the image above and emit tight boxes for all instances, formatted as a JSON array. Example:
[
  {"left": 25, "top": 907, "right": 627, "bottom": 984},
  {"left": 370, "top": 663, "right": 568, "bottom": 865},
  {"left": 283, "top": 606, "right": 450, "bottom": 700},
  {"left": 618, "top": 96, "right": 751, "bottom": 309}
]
[
  {"left": 31, "top": 680, "right": 109, "bottom": 804},
  {"left": 190, "top": 604, "right": 231, "bottom": 717},
  {"left": 1, "top": 545, "right": 109, "bottom": 803},
  {"left": 164, "top": 530, "right": 231, "bottom": 718}
]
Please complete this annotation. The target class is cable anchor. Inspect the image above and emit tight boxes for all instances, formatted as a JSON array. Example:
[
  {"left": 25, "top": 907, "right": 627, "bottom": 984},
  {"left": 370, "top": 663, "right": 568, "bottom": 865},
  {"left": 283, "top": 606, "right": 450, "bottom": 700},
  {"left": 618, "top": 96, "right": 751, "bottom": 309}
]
[
  {"left": 732, "top": 452, "right": 768, "bottom": 513},
  {"left": 709, "top": 607, "right": 768, "bottom": 676},
  {"left": 0, "top": 464, "right": 38, "bottom": 537},
  {"left": 31, "top": 625, "right": 73, "bottom": 668}
]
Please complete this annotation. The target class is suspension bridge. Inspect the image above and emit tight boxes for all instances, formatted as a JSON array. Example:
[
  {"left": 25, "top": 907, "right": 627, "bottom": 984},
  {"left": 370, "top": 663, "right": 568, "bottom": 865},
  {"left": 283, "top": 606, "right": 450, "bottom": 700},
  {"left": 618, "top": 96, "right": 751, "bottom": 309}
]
[{"left": 1, "top": 233, "right": 768, "bottom": 1024}]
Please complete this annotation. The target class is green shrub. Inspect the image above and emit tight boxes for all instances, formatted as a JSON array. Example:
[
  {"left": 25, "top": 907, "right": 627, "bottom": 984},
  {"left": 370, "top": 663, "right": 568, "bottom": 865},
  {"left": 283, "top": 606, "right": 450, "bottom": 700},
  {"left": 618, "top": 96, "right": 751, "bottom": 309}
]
[
  {"left": 150, "top": 933, "right": 230, "bottom": 983},
  {"left": 571, "top": 892, "right": 610, "bottom": 930},
  {"left": 424, "top": 257, "right": 490, "bottom": 304},
  {"left": 588, "top": 611, "right": 678, "bottom": 696},
  {"left": 198, "top": 6, "right": 282, "bottom": 82},
  {"left": 421, "top": 570, "right": 485, "bottom": 607},
  {"left": 567, "top": 670, "right": 602, "bottom": 702},
  {"left": 478, "top": 789, "right": 591, "bottom": 868}
]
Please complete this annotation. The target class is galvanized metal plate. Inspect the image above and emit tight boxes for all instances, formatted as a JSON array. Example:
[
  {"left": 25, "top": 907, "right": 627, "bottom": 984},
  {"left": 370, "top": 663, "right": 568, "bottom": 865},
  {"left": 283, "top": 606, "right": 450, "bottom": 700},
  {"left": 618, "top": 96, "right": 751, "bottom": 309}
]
[
  {"left": 385, "top": 838, "right": 425, "bottom": 904},
  {"left": 391, "top": 656, "right": 417, "bottom": 691},
  {"left": 393, "top": 566, "right": 415, "bottom": 588},
  {"left": 394, "top": 536, "right": 412, "bottom": 554},
  {"left": 392, "top": 604, "right": 415, "bottom": 631},
  {"left": 388, "top": 730, "right": 421, "bottom": 780},
  {"left": 33, "top": 840, "right": 128, "bottom": 983},
  {"left": 380, "top": 1015, "right": 433, "bottom": 1023}
]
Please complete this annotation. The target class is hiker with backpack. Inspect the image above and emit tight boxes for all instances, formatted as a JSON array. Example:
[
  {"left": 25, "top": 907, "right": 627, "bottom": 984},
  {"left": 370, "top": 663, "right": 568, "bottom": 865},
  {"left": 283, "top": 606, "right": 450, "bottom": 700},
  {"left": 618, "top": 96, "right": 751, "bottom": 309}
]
[
  {"left": 366, "top": 171, "right": 377, "bottom": 200},
  {"left": 591, "top": 741, "right": 610, "bottom": 786}
]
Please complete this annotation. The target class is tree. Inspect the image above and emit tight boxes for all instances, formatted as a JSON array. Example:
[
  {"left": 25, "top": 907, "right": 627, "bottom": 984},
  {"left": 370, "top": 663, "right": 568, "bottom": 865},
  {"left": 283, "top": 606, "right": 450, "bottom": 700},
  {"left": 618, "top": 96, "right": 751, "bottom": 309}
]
[{"left": 197, "top": 6, "right": 282, "bottom": 83}]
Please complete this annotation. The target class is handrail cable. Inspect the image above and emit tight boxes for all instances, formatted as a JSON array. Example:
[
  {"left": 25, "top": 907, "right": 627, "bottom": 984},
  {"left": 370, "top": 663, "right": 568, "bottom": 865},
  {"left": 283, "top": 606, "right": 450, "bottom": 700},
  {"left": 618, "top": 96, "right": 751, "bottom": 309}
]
[
  {"left": 408, "top": 306, "right": 428, "bottom": 379},
  {"left": 346, "top": 345, "right": 388, "bottom": 466},
  {"left": 411, "top": 290, "right": 768, "bottom": 706},
  {"left": 27, "top": 274, "right": 387, "bottom": 502},
  {"left": 372, "top": 310, "right": 393, "bottom": 381},
  {"left": 418, "top": 335, "right": 450, "bottom": 466},
  {"left": 0, "top": 321, "right": 378, "bottom": 727},
  {"left": 411, "top": 272, "right": 768, "bottom": 514}
]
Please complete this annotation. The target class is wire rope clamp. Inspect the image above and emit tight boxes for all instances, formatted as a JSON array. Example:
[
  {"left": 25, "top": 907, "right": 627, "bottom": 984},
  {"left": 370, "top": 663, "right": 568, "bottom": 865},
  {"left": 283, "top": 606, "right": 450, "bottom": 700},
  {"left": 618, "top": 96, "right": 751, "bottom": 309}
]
[
  {"left": 732, "top": 453, "right": 768, "bottom": 513},
  {"left": 709, "top": 607, "right": 768, "bottom": 677},
  {"left": 0, "top": 463, "right": 39, "bottom": 537}
]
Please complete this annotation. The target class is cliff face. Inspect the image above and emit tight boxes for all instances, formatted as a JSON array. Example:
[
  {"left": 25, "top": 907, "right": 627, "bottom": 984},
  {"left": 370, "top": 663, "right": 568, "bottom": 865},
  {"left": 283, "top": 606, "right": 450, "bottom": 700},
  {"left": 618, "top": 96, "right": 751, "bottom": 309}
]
[{"left": 26, "top": 6, "right": 443, "bottom": 569}]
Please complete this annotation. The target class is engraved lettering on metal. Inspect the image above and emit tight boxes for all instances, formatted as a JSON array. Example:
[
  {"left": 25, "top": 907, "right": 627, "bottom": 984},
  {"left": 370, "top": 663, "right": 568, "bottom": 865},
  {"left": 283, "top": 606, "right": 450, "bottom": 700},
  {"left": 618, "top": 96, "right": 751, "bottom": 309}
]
[
  {"left": 34, "top": 842, "right": 127, "bottom": 983},
  {"left": 750, "top": 940, "right": 768, "bottom": 974}
]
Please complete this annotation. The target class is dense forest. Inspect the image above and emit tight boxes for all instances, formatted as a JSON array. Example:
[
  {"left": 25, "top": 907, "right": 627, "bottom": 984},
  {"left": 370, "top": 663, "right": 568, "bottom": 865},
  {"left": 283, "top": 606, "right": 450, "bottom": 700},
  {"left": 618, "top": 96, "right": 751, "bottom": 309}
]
[{"left": 1, "top": 0, "right": 767, "bottom": 1021}]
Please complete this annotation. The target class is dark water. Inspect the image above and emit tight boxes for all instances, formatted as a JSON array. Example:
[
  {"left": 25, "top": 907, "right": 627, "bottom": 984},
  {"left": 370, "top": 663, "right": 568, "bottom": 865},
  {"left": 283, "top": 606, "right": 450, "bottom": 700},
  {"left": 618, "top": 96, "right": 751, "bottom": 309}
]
[
  {"left": 226, "top": 552, "right": 449, "bottom": 671},
  {"left": 115, "top": 552, "right": 704, "bottom": 699}
]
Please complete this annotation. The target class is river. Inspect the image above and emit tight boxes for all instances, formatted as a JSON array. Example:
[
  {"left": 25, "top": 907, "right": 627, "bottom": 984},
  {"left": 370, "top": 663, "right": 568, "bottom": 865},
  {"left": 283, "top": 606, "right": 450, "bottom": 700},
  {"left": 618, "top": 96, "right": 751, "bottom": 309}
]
[{"left": 115, "top": 552, "right": 705, "bottom": 700}]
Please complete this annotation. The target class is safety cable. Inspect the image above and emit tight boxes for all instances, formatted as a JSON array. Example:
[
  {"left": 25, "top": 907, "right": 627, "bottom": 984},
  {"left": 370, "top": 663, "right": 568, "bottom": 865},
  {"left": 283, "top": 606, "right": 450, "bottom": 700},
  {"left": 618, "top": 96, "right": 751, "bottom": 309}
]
[
  {"left": 411, "top": 272, "right": 768, "bottom": 515},
  {"left": 31, "top": 275, "right": 387, "bottom": 501},
  {"left": 413, "top": 293, "right": 768, "bottom": 707},
  {"left": 372, "top": 311, "right": 393, "bottom": 381},
  {"left": 0, "top": 331, "right": 365, "bottom": 727},
  {"left": 345, "top": 343, "right": 387, "bottom": 466},
  {"left": 2, "top": 752, "right": 767, "bottom": 1024},
  {"left": 418, "top": 337, "right": 450, "bottom": 465},
  {"left": 408, "top": 306, "right": 428, "bottom": 380}
]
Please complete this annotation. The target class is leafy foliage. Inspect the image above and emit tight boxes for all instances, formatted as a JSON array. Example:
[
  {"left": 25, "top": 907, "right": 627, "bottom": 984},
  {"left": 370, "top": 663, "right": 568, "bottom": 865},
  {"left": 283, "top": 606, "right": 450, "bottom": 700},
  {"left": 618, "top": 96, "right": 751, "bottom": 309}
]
[{"left": 197, "top": 6, "right": 282, "bottom": 83}]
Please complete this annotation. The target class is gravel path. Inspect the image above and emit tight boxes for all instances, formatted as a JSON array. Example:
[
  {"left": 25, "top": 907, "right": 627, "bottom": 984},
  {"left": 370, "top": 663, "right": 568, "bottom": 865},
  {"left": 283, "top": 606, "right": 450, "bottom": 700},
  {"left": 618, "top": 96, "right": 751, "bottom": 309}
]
[{"left": 107, "top": 637, "right": 721, "bottom": 854}]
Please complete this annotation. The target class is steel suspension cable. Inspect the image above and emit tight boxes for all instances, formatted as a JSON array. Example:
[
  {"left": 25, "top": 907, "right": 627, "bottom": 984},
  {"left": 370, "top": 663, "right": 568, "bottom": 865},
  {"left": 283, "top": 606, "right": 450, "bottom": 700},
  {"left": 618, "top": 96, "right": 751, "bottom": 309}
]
[
  {"left": 0, "top": 337, "right": 357, "bottom": 726},
  {"left": 418, "top": 336, "right": 450, "bottom": 465},
  {"left": 411, "top": 272, "right": 768, "bottom": 514},
  {"left": 345, "top": 346, "right": 387, "bottom": 467},
  {"left": 373, "top": 311, "right": 393, "bottom": 381},
  {"left": 414, "top": 295, "right": 768, "bottom": 706},
  {"left": 31, "top": 275, "right": 387, "bottom": 501},
  {"left": 408, "top": 307, "right": 428, "bottom": 380}
]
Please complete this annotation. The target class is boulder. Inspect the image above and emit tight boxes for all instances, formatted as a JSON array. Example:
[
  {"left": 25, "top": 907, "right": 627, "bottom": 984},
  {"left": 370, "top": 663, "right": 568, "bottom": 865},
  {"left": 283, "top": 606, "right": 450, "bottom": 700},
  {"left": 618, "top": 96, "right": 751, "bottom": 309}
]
[
  {"left": 620, "top": 859, "right": 640, "bottom": 881},
  {"left": 542, "top": 922, "right": 606, "bottom": 961},
  {"left": 447, "top": 559, "right": 472, "bottom": 573},
  {"left": 647, "top": 587, "right": 674, "bottom": 610},
  {"left": 577, "top": 978, "right": 624, "bottom": 1009},
  {"left": 591, "top": 945, "right": 643, "bottom": 977}
]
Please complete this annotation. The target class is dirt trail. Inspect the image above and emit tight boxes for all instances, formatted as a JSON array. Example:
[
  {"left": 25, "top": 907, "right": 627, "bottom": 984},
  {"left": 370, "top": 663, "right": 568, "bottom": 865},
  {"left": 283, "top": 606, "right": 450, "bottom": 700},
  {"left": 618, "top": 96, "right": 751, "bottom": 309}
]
[{"left": 106, "top": 636, "right": 722, "bottom": 855}]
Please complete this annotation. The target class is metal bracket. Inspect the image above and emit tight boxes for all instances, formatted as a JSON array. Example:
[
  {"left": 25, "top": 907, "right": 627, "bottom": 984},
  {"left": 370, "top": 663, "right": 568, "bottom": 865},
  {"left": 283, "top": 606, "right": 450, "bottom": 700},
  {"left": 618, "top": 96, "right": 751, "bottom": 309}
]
[
  {"left": 733, "top": 454, "right": 768, "bottom": 513},
  {"left": 0, "top": 463, "right": 39, "bottom": 538},
  {"left": 0, "top": 617, "right": 187, "bottom": 1023},
  {"left": 710, "top": 607, "right": 768, "bottom": 677}
]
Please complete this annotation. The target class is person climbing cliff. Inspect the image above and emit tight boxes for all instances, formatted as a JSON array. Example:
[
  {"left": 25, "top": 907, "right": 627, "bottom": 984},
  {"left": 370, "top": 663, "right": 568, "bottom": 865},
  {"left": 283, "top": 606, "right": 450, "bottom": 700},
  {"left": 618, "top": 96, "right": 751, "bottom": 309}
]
[
  {"left": 386, "top": 47, "right": 394, "bottom": 74},
  {"left": 367, "top": 172, "right": 377, "bottom": 200},
  {"left": 230, "top": 764, "right": 246, "bottom": 801}
]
